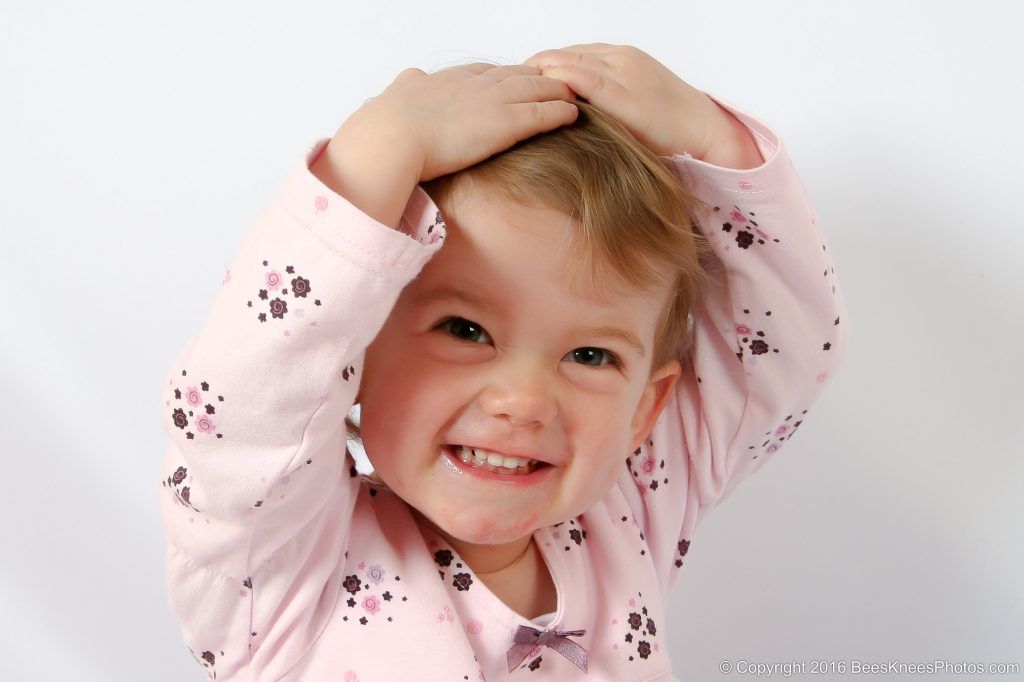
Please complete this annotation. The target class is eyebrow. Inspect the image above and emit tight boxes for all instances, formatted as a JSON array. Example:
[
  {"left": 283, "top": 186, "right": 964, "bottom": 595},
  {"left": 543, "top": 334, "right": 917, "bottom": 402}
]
[{"left": 411, "top": 286, "right": 647, "bottom": 358}]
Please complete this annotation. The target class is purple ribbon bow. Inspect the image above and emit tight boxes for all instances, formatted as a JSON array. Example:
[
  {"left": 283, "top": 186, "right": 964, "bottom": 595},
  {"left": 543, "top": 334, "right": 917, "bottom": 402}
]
[{"left": 506, "top": 624, "right": 588, "bottom": 673}]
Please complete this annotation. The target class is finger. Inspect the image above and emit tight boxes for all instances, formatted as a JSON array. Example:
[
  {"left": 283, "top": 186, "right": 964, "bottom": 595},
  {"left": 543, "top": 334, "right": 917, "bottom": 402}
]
[
  {"left": 508, "top": 100, "right": 579, "bottom": 137},
  {"left": 533, "top": 63, "right": 624, "bottom": 103},
  {"left": 480, "top": 63, "right": 543, "bottom": 80},
  {"left": 502, "top": 74, "right": 578, "bottom": 104},
  {"left": 524, "top": 45, "right": 613, "bottom": 69}
]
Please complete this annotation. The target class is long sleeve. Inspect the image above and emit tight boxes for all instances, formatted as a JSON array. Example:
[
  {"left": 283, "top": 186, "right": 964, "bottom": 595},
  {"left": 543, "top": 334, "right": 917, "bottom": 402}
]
[
  {"left": 156, "top": 138, "right": 447, "bottom": 680},
  {"left": 617, "top": 92, "right": 852, "bottom": 598}
]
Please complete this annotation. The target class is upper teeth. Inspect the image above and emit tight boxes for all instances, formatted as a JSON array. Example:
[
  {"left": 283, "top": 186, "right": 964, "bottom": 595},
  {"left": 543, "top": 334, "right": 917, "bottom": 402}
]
[{"left": 457, "top": 445, "right": 535, "bottom": 469}]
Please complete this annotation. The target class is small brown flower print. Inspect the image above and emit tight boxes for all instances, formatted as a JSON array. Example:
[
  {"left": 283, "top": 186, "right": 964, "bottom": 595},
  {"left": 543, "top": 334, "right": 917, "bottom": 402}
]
[
  {"left": 269, "top": 298, "right": 288, "bottom": 319},
  {"left": 628, "top": 612, "right": 642, "bottom": 630},
  {"left": 434, "top": 549, "right": 453, "bottom": 567},
  {"left": 343, "top": 574, "right": 362, "bottom": 595},
  {"left": 528, "top": 656, "right": 542, "bottom": 671},
  {"left": 181, "top": 487, "right": 191, "bottom": 503},
  {"left": 646, "top": 618, "right": 656, "bottom": 636},
  {"left": 750, "top": 339, "right": 769, "bottom": 355},
  {"left": 172, "top": 466, "right": 187, "bottom": 485},
  {"left": 172, "top": 408, "right": 188, "bottom": 429},
  {"left": 452, "top": 572, "right": 473, "bottom": 591},
  {"left": 258, "top": 312, "right": 267, "bottom": 323},
  {"left": 201, "top": 651, "right": 215, "bottom": 666},
  {"left": 291, "top": 276, "right": 311, "bottom": 298},
  {"left": 258, "top": 289, "right": 268, "bottom": 300},
  {"left": 569, "top": 528, "right": 582, "bottom": 545},
  {"left": 678, "top": 539, "right": 690, "bottom": 557},
  {"left": 637, "top": 641, "right": 651, "bottom": 659},
  {"left": 735, "top": 231, "right": 754, "bottom": 249}
]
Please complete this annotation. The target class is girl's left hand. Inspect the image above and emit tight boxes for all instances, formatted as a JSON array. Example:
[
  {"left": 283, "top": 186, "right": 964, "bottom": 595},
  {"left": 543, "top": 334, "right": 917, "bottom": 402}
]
[{"left": 523, "top": 43, "right": 734, "bottom": 160}]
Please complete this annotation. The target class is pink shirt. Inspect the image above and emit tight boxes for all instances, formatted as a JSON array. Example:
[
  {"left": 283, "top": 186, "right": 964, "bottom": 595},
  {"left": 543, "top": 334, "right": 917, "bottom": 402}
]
[{"left": 158, "top": 93, "right": 850, "bottom": 681}]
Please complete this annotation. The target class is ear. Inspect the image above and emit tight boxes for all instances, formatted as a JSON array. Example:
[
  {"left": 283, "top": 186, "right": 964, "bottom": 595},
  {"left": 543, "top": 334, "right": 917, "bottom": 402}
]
[{"left": 629, "top": 358, "right": 682, "bottom": 452}]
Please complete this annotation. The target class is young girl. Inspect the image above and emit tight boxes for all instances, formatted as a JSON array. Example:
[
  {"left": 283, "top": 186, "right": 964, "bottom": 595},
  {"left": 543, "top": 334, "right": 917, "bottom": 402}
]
[{"left": 159, "top": 44, "right": 849, "bottom": 681}]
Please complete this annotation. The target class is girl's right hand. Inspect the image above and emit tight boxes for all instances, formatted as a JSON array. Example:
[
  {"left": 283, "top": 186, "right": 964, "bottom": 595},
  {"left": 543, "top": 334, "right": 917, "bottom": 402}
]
[{"left": 353, "top": 63, "right": 580, "bottom": 181}]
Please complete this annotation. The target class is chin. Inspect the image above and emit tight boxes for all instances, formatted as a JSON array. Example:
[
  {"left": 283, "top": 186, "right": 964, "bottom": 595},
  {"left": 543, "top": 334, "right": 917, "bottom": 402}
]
[{"left": 427, "top": 506, "right": 543, "bottom": 545}]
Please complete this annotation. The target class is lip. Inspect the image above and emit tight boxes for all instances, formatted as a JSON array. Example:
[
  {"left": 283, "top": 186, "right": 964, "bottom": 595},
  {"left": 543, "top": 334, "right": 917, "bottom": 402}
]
[{"left": 440, "top": 445, "right": 556, "bottom": 487}]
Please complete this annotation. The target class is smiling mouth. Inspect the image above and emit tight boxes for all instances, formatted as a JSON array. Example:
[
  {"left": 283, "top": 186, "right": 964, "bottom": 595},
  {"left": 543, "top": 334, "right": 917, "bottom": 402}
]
[{"left": 441, "top": 444, "right": 552, "bottom": 477}]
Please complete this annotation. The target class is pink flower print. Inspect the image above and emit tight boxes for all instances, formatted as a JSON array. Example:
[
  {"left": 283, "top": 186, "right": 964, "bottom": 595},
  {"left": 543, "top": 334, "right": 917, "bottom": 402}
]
[
  {"left": 357, "top": 561, "right": 366, "bottom": 570},
  {"left": 641, "top": 456, "right": 656, "bottom": 475},
  {"left": 314, "top": 196, "right": 328, "bottom": 213},
  {"left": 437, "top": 605, "right": 454, "bottom": 623},
  {"left": 344, "top": 671, "right": 359, "bottom": 682},
  {"left": 754, "top": 228, "right": 769, "bottom": 240},
  {"left": 766, "top": 443, "right": 779, "bottom": 453},
  {"left": 736, "top": 325, "right": 751, "bottom": 335},
  {"left": 729, "top": 209, "right": 747, "bottom": 223},
  {"left": 817, "top": 371, "right": 829, "bottom": 383},
  {"left": 366, "top": 564, "right": 385, "bottom": 584},
  {"left": 265, "top": 270, "right": 283, "bottom": 291},
  {"left": 774, "top": 424, "right": 790, "bottom": 436},
  {"left": 361, "top": 594, "right": 382, "bottom": 615},
  {"left": 185, "top": 386, "right": 203, "bottom": 406},
  {"left": 466, "top": 619, "right": 483, "bottom": 635},
  {"left": 195, "top": 415, "right": 216, "bottom": 434}
]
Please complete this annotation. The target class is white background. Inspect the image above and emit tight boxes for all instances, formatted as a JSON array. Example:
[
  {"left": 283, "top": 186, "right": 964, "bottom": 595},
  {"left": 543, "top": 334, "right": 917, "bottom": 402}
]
[{"left": 1, "top": 1, "right": 1022, "bottom": 680}]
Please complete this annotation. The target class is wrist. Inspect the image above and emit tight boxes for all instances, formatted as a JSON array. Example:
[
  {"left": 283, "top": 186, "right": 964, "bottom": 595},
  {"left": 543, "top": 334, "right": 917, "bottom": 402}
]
[{"left": 697, "top": 103, "right": 764, "bottom": 170}]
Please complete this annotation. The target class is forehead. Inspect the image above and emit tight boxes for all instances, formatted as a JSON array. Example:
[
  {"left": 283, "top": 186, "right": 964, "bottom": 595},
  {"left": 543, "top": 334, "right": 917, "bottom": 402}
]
[{"left": 403, "top": 189, "right": 670, "bottom": 356}]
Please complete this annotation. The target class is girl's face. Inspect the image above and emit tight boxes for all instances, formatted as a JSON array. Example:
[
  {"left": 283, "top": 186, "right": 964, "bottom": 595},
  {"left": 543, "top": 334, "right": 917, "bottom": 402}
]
[{"left": 357, "top": 187, "right": 681, "bottom": 546}]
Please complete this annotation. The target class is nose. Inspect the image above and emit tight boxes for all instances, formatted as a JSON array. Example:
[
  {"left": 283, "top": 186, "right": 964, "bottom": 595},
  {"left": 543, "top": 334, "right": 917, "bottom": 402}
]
[{"left": 479, "top": 361, "right": 557, "bottom": 428}]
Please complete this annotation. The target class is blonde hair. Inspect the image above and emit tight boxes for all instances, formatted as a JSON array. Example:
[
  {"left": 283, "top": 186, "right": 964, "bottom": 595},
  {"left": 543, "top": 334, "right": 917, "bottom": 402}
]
[{"left": 346, "top": 98, "right": 715, "bottom": 446}]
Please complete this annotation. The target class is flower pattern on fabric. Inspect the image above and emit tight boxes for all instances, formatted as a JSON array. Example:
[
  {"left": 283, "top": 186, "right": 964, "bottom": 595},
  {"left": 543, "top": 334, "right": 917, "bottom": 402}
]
[
  {"left": 612, "top": 592, "right": 661, "bottom": 664},
  {"left": 166, "top": 370, "right": 225, "bottom": 442},
  {"left": 187, "top": 645, "right": 222, "bottom": 679},
  {"left": 163, "top": 464, "right": 200, "bottom": 512},
  {"left": 628, "top": 439, "right": 670, "bottom": 522},
  {"left": 247, "top": 259, "right": 320, "bottom": 324},
  {"left": 338, "top": 546, "right": 412, "bottom": 625},
  {"left": 421, "top": 210, "right": 447, "bottom": 246},
  {"left": 675, "top": 537, "right": 691, "bottom": 568},
  {"left": 748, "top": 409, "right": 810, "bottom": 460},
  {"left": 714, "top": 204, "right": 780, "bottom": 250},
  {"left": 552, "top": 517, "right": 588, "bottom": 552},
  {"left": 735, "top": 308, "right": 781, "bottom": 362}
]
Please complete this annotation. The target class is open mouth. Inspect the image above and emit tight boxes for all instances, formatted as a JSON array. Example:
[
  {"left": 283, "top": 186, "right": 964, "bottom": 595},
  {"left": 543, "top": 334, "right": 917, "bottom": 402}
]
[{"left": 440, "top": 444, "right": 554, "bottom": 479}]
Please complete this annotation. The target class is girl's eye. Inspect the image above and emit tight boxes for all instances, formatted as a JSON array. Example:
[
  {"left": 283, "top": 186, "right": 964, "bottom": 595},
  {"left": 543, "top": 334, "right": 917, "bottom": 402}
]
[
  {"left": 570, "top": 347, "right": 624, "bottom": 369},
  {"left": 436, "top": 317, "right": 624, "bottom": 370},
  {"left": 439, "top": 317, "right": 491, "bottom": 344}
]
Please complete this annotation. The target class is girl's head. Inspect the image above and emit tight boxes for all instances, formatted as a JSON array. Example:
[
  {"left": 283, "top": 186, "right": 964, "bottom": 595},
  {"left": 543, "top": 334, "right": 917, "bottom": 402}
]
[{"left": 351, "top": 99, "right": 713, "bottom": 545}]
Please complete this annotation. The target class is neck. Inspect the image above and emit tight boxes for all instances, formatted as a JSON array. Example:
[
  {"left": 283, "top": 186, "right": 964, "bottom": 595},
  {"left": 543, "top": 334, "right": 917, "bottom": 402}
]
[{"left": 412, "top": 509, "right": 535, "bottom": 575}]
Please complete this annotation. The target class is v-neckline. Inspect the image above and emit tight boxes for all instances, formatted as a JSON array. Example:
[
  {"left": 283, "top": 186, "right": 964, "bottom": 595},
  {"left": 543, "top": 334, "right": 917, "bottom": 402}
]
[{"left": 418, "top": 520, "right": 565, "bottom": 627}]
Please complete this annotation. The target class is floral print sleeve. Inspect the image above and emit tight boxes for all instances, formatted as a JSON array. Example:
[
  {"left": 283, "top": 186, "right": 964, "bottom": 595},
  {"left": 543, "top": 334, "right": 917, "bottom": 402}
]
[
  {"left": 617, "top": 92, "right": 851, "bottom": 598},
  {"left": 157, "top": 138, "right": 446, "bottom": 680}
]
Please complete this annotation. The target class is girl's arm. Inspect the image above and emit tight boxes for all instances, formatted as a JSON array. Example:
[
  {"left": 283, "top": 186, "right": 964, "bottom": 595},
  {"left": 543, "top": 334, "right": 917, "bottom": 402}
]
[
  {"left": 619, "top": 93, "right": 851, "bottom": 597},
  {"left": 158, "top": 64, "right": 578, "bottom": 680},
  {"left": 158, "top": 137, "right": 445, "bottom": 680}
]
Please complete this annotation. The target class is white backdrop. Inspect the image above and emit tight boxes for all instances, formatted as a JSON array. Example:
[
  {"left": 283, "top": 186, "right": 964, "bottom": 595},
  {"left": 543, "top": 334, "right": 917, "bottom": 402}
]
[{"left": 1, "top": 1, "right": 1022, "bottom": 680}]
